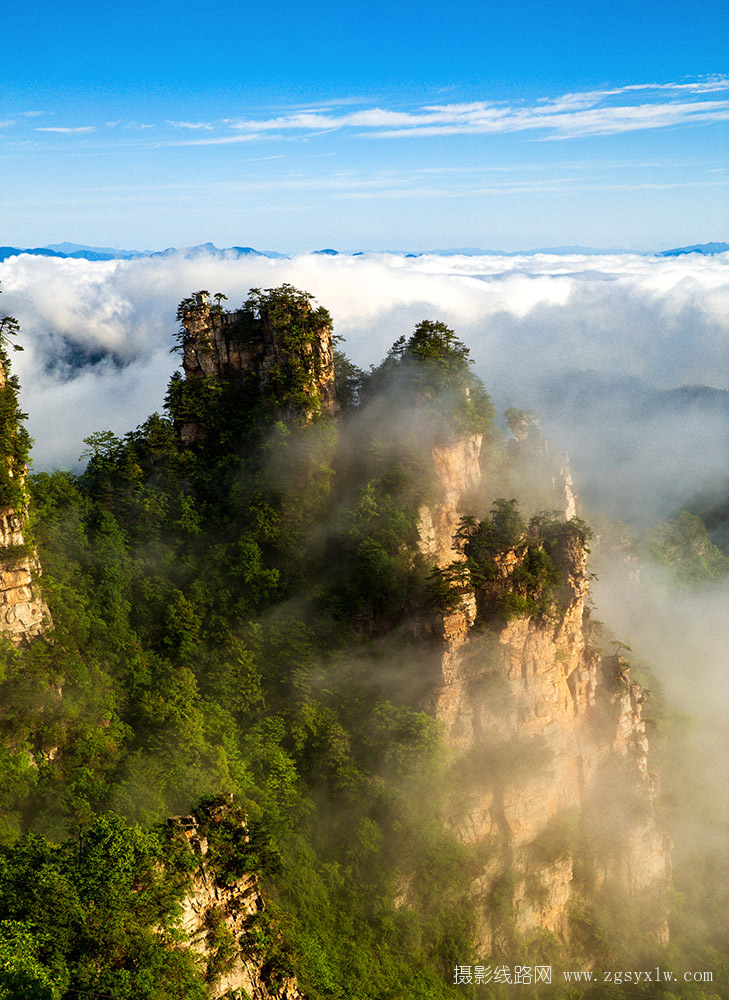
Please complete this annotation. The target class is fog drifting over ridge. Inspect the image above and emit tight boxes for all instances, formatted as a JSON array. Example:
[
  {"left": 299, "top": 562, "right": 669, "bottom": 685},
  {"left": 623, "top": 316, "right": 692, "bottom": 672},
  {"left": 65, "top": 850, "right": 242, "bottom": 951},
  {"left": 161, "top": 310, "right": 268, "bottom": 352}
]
[{"left": 1, "top": 249, "right": 727, "bottom": 526}]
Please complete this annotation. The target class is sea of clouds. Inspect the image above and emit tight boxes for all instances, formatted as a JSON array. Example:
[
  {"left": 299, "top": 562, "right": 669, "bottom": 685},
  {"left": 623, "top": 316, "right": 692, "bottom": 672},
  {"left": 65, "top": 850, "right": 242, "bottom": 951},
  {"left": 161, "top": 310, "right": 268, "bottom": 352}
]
[
  {"left": 2, "top": 248, "right": 725, "bottom": 931},
  {"left": 0, "top": 249, "right": 727, "bottom": 526}
]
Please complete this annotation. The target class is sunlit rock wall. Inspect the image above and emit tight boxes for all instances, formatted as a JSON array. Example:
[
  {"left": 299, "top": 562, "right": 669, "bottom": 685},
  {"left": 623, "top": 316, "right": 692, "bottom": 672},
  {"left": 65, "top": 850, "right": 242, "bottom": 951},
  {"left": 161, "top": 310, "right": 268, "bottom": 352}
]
[
  {"left": 169, "top": 798, "right": 302, "bottom": 1000},
  {"left": 0, "top": 362, "right": 50, "bottom": 644},
  {"left": 417, "top": 431, "right": 670, "bottom": 953}
]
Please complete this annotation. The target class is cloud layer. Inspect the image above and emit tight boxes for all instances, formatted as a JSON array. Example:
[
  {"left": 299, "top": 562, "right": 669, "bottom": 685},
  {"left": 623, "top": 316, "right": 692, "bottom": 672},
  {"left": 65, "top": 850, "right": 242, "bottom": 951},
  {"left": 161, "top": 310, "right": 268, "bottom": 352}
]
[{"left": 1, "top": 249, "right": 727, "bottom": 526}]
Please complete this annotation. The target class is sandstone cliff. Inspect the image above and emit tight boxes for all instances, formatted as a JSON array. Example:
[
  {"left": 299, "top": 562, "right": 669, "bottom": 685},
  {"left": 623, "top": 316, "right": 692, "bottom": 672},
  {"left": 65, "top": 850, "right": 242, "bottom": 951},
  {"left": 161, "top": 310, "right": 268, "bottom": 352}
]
[
  {"left": 417, "top": 429, "right": 670, "bottom": 954},
  {"left": 0, "top": 509, "right": 49, "bottom": 642},
  {"left": 0, "top": 360, "right": 50, "bottom": 643},
  {"left": 169, "top": 797, "right": 302, "bottom": 1000},
  {"left": 505, "top": 408, "right": 578, "bottom": 520},
  {"left": 176, "top": 289, "right": 336, "bottom": 444}
]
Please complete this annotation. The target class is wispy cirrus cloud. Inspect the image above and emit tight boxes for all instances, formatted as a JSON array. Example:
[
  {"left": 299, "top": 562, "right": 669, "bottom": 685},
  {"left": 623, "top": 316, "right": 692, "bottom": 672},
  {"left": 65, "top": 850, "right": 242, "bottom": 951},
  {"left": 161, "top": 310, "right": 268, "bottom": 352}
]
[
  {"left": 34, "top": 125, "right": 95, "bottom": 134},
  {"left": 221, "top": 78, "right": 729, "bottom": 140},
  {"left": 141, "top": 93, "right": 729, "bottom": 145},
  {"left": 163, "top": 132, "right": 269, "bottom": 146},
  {"left": 167, "top": 120, "right": 215, "bottom": 130},
  {"left": 11, "top": 77, "right": 729, "bottom": 147},
  {"left": 374, "top": 98, "right": 729, "bottom": 140}
]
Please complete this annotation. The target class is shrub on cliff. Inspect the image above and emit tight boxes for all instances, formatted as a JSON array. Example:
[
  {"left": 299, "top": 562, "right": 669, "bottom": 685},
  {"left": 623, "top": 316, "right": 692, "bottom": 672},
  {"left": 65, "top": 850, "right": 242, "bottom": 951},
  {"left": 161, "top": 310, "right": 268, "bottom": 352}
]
[{"left": 0, "top": 291, "right": 31, "bottom": 513}]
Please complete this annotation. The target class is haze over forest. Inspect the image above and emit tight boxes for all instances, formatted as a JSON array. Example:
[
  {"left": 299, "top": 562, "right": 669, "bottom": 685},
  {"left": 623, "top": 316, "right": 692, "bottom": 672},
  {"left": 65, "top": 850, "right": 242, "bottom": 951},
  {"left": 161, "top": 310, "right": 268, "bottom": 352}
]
[
  {"left": 0, "top": 256, "right": 726, "bottom": 997},
  {"left": 1, "top": 248, "right": 726, "bottom": 523}
]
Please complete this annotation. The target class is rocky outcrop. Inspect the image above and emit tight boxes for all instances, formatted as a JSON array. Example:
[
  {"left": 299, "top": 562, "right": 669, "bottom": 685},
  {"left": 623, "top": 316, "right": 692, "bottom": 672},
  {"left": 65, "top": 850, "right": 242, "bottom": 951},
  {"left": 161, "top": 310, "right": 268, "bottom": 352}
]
[
  {"left": 0, "top": 509, "right": 49, "bottom": 642},
  {"left": 506, "top": 409, "right": 578, "bottom": 521},
  {"left": 169, "top": 797, "right": 302, "bottom": 1000},
  {"left": 418, "top": 434, "right": 482, "bottom": 567},
  {"left": 178, "top": 291, "right": 336, "bottom": 444},
  {"left": 0, "top": 362, "right": 50, "bottom": 644},
  {"left": 417, "top": 431, "right": 670, "bottom": 954}
]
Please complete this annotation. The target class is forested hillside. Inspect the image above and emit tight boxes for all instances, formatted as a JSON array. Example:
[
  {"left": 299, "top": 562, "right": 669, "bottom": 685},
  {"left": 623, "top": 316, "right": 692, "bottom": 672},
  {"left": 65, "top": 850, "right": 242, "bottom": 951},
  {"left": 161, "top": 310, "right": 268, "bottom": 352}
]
[{"left": 0, "top": 286, "right": 725, "bottom": 1000}]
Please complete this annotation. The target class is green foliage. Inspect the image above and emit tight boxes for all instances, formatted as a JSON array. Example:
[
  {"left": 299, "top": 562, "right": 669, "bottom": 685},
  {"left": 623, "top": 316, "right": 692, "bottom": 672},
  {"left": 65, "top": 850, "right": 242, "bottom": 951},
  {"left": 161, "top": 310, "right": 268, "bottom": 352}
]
[
  {"left": 529, "top": 509, "right": 593, "bottom": 544},
  {"left": 333, "top": 348, "right": 364, "bottom": 409},
  {"left": 457, "top": 499, "right": 526, "bottom": 570},
  {"left": 0, "top": 283, "right": 25, "bottom": 355},
  {"left": 504, "top": 406, "right": 531, "bottom": 433},
  {"left": 0, "top": 314, "right": 32, "bottom": 509},
  {"left": 0, "top": 815, "right": 206, "bottom": 999},
  {"left": 487, "top": 869, "right": 517, "bottom": 924},
  {"left": 366, "top": 320, "right": 494, "bottom": 438},
  {"left": 453, "top": 500, "right": 566, "bottom": 620},
  {"left": 172, "top": 289, "right": 212, "bottom": 353},
  {"left": 427, "top": 564, "right": 467, "bottom": 613},
  {"left": 0, "top": 921, "right": 60, "bottom": 1000},
  {"left": 243, "top": 284, "right": 335, "bottom": 421},
  {"left": 506, "top": 543, "right": 561, "bottom": 620},
  {"left": 400, "top": 319, "right": 471, "bottom": 371},
  {"left": 643, "top": 510, "right": 729, "bottom": 583}
]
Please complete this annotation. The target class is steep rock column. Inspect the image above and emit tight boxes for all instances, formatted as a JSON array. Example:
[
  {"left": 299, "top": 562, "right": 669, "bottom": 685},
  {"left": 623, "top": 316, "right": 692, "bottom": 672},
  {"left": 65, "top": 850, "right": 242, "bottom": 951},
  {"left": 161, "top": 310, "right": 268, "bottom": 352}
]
[
  {"left": 506, "top": 409, "right": 578, "bottom": 520},
  {"left": 415, "top": 432, "right": 670, "bottom": 952},
  {"left": 176, "top": 289, "right": 337, "bottom": 444},
  {"left": 0, "top": 359, "right": 50, "bottom": 643},
  {"left": 417, "top": 433, "right": 482, "bottom": 697}
]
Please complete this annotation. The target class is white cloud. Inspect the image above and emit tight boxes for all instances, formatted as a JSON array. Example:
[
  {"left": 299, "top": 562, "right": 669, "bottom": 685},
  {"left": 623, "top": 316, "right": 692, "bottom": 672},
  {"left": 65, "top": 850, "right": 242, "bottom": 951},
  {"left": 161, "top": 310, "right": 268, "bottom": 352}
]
[
  {"left": 369, "top": 98, "right": 729, "bottom": 140},
  {"left": 218, "top": 78, "right": 729, "bottom": 141},
  {"left": 34, "top": 125, "right": 95, "bottom": 134},
  {"left": 164, "top": 132, "right": 268, "bottom": 147},
  {"left": 15, "top": 77, "right": 729, "bottom": 150},
  {"left": 0, "top": 251, "right": 726, "bottom": 491},
  {"left": 167, "top": 120, "right": 215, "bottom": 130}
]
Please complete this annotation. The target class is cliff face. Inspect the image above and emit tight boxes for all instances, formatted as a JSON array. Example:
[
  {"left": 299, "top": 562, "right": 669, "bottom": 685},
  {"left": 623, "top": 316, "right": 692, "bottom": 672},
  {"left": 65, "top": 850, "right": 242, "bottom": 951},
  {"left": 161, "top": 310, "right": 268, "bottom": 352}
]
[
  {"left": 0, "top": 509, "right": 49, "bottom": 642},
  {"left": 169, "top": 799, "right": 302, "bottom": 1000},
  {"left": 0, "top": 362, "right": 49, "bottom": 644},
  {"left": 417, "top": 433, "right": 670, "bottom": 953},
  {"left": 506, "top": 409, "right": 578, "bottom": 521},
  {"left": 417, "top": 434, "right": 482, "bottom": 568},
  {"left": 178, "top": 292, "right": 336, "bottom": 443}
]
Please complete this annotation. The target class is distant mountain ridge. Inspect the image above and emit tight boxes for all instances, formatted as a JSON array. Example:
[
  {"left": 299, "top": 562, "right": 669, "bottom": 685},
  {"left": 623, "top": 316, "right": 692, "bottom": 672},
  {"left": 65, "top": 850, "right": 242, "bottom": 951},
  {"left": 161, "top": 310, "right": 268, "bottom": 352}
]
[
  {"left": 0, "top": 240, "right": 726, "bottom": 263},
  {"left": 0, "top": 243, "right": 286, "bottom": 263},
  {"left": 658, "top": 242, "right": 729, "bottom": 256}
]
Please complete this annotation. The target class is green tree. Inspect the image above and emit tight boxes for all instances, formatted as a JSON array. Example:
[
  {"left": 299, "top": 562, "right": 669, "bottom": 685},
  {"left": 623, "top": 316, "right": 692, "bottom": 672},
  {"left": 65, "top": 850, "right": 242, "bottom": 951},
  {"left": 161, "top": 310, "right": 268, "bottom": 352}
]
[
  {"left": 367, "top": 320, "right": 494, "bottom": 437},
  {"left": 0, "top": 291, "right": 32, "bottom": 511},
  {"left": 0, "top": 922, "right": 60, "bottom": 1000}
]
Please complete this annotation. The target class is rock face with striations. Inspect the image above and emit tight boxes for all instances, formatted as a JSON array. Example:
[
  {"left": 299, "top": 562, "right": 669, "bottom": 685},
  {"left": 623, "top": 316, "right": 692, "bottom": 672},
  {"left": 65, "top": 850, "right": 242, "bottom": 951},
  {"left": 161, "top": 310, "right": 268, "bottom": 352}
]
[
  {"left": 0, "top": 360, "right": 50, "bottom": 644},
  {"left": 0, "top": 509, "right": 48, "bottom": 643},
  {"left": 417, "top": 429, "right": 670, "bottom": 953}
]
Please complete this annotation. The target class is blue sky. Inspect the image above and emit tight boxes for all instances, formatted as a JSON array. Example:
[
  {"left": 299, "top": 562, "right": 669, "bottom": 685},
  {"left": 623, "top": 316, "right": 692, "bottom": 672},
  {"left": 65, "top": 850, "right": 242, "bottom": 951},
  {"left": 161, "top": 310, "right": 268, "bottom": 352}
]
[{"left": 2, "top": 0, "right": 727, "bottom": 251}]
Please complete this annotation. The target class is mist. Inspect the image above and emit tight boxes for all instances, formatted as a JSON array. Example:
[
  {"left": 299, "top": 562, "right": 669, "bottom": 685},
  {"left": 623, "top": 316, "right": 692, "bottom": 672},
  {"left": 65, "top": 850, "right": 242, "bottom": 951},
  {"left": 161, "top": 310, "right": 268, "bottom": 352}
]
[
  {"left": 1, "top": 251, "right": 726, "bottom": 525},
  {"left": 2, "top": 255, "right": 726, "bottom": 978}
]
